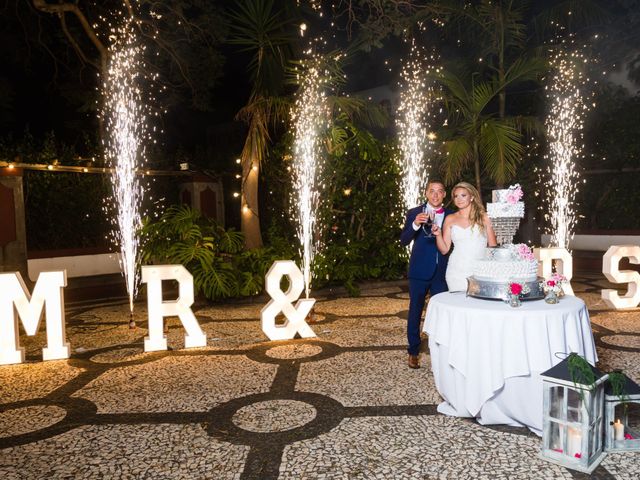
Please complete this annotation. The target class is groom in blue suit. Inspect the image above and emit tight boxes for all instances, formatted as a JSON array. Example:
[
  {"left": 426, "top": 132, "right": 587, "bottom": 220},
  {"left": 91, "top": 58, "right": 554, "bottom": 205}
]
[{"left": 400, "top": 180, "right": 450, "bottom": 369}]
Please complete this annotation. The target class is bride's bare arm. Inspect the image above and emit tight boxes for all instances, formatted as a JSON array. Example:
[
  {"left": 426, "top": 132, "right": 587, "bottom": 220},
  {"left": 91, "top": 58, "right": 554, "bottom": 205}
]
[
  {"left": 433, "top": 217, "right": 452, "bottom": 254},
  {"left": 484, "top": 215, "right": 497, "bottom": 247}
]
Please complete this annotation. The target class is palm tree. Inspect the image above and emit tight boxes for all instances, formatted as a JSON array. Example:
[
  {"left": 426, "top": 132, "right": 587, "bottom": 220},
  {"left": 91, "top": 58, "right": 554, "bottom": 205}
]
[
  {"left": 435, "top": 0, "right": 619, "bottom": 193},
  {"left": 438, "top": 56, "right": 543, "bottom": 193},
  {"left": 228, "top": 0, "right": 297, "bottom": 249},
  {"left": 229, "top": 3, "right": 388, "bottom": 249}
]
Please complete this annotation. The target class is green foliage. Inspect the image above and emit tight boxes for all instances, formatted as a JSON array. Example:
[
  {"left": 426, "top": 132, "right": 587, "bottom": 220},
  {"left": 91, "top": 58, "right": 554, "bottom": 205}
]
[
  {"left": 608, "top": 371, "right": 630, "bottom": 403},
  {"left": 227, "top": 0, "right": 296, "bottom": 96},
  {"left": 0, "top": 131, "right": 181, "bottom": 251},
  {"left": 141, "top": 205, "right": 283, "bottom": 300},
  {"left": 567, "top": 352, "right": 597, "bottom": 390},
  {"left": 436, "top": 58, "right": 545, "bottom": 192},
  {"left": 24, "top": 171, "right": 112, "bottom": 250},
  {"left": 314, "top": 125, "right": 408, "bottom": 294},
  {"left": 263, "top": 121, "right": 408, "bottom": 296},
  {"left": 0, "top": 131, "right": 111, "bottom": 250},
  {"left": 578, "top": 87, "right": 640, "bottom": 230}
]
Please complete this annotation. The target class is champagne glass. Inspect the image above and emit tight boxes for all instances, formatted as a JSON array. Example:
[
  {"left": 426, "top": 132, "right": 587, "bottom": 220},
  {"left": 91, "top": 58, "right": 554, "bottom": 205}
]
[{"left": 423, "top": 207, "right": 435, "bottom": 238}]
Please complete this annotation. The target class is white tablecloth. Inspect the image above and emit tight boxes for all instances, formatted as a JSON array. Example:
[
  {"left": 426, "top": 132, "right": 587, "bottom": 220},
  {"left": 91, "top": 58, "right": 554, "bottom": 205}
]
[{"left": 424, "top": 292, "right": 597, "bottom": 435}]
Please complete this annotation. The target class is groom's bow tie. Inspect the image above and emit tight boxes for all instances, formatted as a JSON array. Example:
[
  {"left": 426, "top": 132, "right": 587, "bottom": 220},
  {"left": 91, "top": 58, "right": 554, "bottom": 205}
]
[{"left": 434, "top": 207, "right": 445, "bottom": 214}]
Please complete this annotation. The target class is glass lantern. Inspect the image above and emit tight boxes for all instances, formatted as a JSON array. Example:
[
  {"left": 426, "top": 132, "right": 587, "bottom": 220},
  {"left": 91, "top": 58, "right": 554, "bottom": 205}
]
[
  {"left": 540, "top": 354, "right": 608, "bottom": 474},
  {"left": 605, "top": 372, "right": 640, "bottom": 452}
]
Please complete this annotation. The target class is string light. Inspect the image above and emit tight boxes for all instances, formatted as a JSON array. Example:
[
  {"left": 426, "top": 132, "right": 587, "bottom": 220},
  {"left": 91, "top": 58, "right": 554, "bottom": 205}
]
[{"left": 0, "top": 161, "right": 192, "bottom": 176}]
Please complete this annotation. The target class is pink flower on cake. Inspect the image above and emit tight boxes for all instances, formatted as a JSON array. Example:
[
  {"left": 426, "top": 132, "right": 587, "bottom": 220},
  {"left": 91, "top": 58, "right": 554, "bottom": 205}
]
[
  {"left": 546, "top": 280, "right": 556, "bottom": 287},
  {"left": 515, "top": 243, "right": 535, "bottom": 261},
  {"left": 505, "top": 184, "right": 523, "bottom": 204},
  {"left": 505, "top": 192, "right": 519, "bottom": 204},
  {"left": 510, "top": 283, "right": 523, "bottom": 295}
]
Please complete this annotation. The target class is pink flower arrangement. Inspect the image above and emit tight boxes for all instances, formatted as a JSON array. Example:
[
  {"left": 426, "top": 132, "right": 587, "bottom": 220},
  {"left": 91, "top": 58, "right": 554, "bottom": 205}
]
[
  {"left": 545, "top": 273, "right": 567, "bottom": 295},
  {"left": 505, "top": 184, "right": 524, "bottom": 204},
  {"left": 625, "top": 433, "right": 634, "bottom": 440},
  {"left": 515, "top": 243, "right": 535, "bottom": 261}
]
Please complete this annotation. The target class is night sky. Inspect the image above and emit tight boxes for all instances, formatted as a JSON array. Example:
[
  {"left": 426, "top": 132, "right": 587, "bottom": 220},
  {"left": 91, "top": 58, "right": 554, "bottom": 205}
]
[{"left": 1, "top": 1, "right": 638, "bottom": 165}]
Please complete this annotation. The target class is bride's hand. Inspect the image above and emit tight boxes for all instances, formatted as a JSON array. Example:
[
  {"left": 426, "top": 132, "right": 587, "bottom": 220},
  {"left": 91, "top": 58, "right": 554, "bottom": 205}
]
[{"left": 431, "top": 224, "right": 441, "bottom": 236}]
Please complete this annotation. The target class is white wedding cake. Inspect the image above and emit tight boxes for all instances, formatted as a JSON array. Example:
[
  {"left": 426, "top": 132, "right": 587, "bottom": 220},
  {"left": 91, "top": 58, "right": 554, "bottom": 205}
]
[
  {"left": 472, "top": 245, "right": 538, "bottom": 282},
  {"left": 466, "top": 184, "right": 543, "bottom": 301},
  {"left": 487, "top": 184, "right": 524, "bottom": 246},
  {"left": 487, "top": 189, "right": 525, "bottom": 218}
]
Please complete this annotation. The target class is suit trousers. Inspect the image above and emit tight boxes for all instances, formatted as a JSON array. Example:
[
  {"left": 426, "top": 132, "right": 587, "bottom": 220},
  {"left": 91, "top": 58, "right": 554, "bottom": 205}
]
[{"left": 407, "top": 276, "right": 447, "bottom": 355}]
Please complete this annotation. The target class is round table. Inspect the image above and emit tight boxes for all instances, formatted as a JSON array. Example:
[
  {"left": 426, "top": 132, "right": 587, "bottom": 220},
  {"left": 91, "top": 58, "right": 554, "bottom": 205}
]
[{"left": 423, "top": 292, "right": 597, "bottom": 435}]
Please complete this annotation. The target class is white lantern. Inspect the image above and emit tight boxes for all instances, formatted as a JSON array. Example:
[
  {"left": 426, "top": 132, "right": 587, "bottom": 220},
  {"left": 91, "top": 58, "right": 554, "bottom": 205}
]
[
  {"left": 540, "top": 354, "right": 608, "bottom": 474},
  {"left": 604, "top": 372, "right": 640, "bottom": 452}
]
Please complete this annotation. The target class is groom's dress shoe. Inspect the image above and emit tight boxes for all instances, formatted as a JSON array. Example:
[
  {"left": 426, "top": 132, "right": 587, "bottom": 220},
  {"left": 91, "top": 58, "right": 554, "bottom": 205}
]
[{"left": 408, "top": 354, "right": 420, "bottom": 369}]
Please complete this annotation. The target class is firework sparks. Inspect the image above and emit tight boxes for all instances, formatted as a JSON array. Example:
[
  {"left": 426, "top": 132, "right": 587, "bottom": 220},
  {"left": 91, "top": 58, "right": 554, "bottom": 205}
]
[
  {"left": 102, "top": 18, "right": 149, "bottom": 314},
  {"left": 291, "top": 57, "right": 330, "bottom": 298},
  {"left": 543, "top": 38, "right": 595, "bottom": 249},
  {"left": 396, "top": 39, "right": 441, "bottom": 215}
]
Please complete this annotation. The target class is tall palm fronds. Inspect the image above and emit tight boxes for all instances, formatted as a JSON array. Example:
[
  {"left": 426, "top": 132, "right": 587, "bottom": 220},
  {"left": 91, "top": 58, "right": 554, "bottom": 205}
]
[
  {"left": 438, "top": 60, "right": 544, "bottom": 192},
  {"left": 228, "top": 0, "right": 297, "bottom": 248}
]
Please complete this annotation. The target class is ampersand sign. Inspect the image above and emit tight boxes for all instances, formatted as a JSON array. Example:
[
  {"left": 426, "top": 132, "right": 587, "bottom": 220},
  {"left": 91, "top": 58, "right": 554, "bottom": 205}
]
[{"left": 261, "top": 261, "right": 316, "bottom": 341}]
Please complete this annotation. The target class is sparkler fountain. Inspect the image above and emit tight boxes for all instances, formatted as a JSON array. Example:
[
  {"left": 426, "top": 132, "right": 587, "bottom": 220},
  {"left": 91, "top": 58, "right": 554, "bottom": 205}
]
[
  {"left": 291, "top": 56, "right": 330, "bottom": 299},
  {"left": 396, "top": 40, "right": 441, "bottom": 216},
  {"left": 102, "top": 18, "right": 149, "bottom": 327},
  {"left": 543, "top": 39, "right": 595, "bottom": 249}
]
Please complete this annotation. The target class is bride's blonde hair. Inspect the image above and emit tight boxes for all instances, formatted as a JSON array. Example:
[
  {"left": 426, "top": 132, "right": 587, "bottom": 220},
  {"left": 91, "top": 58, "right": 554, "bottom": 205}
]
[{"left": 452, "top": 182, "right": 486, "bottom": 233}]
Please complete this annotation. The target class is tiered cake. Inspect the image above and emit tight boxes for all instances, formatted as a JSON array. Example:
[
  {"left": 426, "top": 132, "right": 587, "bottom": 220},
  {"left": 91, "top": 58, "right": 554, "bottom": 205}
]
[
  {"left": 466, "top": 184, "right": 544, "bottom": 301},
  {"left": 473, "top": 245, "right": 538, "bottom": 282},
  {"left": 488, "top": 186, "right": 525, "bottom": 245},
  {"left": 466, "top": 244, "right": 543, "bottom": 300}
]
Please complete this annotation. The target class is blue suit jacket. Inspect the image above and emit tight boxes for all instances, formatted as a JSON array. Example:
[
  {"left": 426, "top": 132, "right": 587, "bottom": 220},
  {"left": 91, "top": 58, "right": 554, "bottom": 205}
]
[{"left": 400, "top": 204, "right": 452, "bottom": 281}]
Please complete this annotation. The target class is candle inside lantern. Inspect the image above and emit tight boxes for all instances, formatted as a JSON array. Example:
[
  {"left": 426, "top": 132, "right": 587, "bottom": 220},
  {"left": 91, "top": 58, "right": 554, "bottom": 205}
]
[
  {"left": 614, "top": 419, "right": 625, "bottom": 441},
  {"left": 567, "top": 427, "right": 582, "bottom": 458}
]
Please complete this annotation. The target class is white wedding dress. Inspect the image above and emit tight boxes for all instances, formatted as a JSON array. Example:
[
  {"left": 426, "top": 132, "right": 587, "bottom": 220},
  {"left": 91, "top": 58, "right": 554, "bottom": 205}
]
[{"left": 445, "top": 225, "right": 488, "bottom": 291}]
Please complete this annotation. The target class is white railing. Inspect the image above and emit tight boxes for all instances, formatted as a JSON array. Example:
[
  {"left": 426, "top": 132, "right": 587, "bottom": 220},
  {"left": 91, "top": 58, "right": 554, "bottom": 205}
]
[{"left": 541, "top": 234, "right": 640, "bottom": 252}]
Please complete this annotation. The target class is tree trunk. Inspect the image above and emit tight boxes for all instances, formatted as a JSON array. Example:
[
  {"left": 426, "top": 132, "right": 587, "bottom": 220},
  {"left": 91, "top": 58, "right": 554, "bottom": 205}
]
[{"left": 241, "top": 148, "right": 263, "bottom": 250}]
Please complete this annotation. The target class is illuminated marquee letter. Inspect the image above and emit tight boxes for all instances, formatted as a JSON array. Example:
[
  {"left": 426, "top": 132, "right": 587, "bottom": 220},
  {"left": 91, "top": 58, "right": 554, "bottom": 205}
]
[
  {"left": 534, "top": 247, "right": 574, "bottom": 296},
  {"left": 142, "top": 265, "right": 206, "bottom": 352},
  {"left": 602, "top": 245, "right": 640, "bottom": 309},
  {"left": 261, "top": 261, "right": 316, "bottom": 341},
  {"left": 0, "top": 271, "right": 70, "bottom": 365}
]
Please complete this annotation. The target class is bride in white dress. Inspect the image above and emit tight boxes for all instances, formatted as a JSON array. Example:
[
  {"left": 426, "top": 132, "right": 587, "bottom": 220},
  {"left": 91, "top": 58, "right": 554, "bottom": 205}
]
[{"left": 431, "top": 182, "right": 497, "bottom": 291}]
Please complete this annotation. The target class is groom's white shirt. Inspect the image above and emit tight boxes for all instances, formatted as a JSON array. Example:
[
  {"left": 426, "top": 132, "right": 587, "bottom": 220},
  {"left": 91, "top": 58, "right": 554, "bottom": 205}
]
[{"left": 412, "top": 203, "right": 445, "bottom": 231}]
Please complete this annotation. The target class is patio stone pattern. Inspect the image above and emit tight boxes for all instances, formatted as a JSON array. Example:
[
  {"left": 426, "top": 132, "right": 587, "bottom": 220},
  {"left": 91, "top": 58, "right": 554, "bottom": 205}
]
[{"left": 1, "top": 273, "right": 639, "bottom": 479}]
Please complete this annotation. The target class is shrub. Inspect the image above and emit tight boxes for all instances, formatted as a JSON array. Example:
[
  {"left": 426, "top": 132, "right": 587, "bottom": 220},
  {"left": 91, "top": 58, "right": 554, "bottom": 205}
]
[{"left": 141, "top": 205, "right": 283, "bottom": 300}]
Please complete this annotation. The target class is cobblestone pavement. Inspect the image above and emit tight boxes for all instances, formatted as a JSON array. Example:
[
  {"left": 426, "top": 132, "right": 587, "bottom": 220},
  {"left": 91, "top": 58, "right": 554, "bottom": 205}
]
[{"left": 1, "top": 273, "right": 639, "bottom": 479}]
